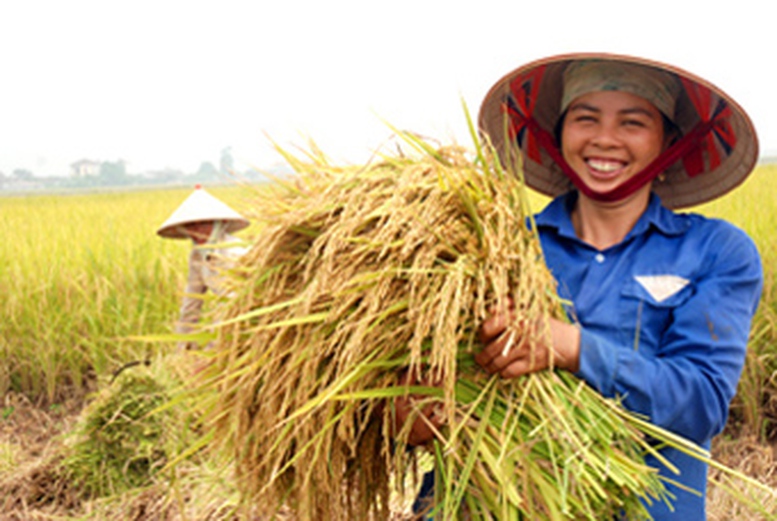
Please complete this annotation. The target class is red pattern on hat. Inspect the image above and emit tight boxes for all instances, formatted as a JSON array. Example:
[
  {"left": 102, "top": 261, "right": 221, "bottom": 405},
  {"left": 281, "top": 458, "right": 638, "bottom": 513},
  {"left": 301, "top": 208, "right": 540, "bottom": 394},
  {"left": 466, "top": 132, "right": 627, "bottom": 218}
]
[
  {"left": 505, "top": 65, "right": 547, "bottom": 163},
  {"left": 680, "top": 77, "right": 737, "bottom": 177}
]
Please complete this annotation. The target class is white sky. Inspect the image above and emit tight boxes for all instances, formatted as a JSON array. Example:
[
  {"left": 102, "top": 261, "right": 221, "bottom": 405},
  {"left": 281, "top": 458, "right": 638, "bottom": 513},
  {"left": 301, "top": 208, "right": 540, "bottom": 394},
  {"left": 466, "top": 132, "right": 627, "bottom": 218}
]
[{"left": 2, "top": 0, "right": 775, "bottom": 177}]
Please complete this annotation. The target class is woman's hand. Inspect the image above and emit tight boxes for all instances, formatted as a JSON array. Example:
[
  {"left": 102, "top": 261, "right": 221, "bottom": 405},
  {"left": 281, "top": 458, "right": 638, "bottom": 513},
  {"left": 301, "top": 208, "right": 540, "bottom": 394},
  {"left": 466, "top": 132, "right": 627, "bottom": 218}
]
[
  {"left": 391, "top": 371, "right": 444, "bottom": 447},
  {"left": 474, "top": 300, "right": 581, "bottom": 378}
]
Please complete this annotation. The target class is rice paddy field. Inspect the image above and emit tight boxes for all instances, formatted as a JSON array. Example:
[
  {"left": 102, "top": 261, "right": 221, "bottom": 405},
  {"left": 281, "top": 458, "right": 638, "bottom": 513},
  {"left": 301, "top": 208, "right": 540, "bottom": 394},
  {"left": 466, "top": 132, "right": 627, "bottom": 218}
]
[{"left": 1, "top": 159, "right": 776, "bottom": 520}]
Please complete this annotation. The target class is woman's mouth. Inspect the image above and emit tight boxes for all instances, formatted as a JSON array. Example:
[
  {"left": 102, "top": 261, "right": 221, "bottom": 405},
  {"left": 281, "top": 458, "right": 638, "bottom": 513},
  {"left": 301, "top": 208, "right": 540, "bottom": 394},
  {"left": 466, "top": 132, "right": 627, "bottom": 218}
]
[{"left": 586, "top": 158, "right": 626, "bottom": 179}]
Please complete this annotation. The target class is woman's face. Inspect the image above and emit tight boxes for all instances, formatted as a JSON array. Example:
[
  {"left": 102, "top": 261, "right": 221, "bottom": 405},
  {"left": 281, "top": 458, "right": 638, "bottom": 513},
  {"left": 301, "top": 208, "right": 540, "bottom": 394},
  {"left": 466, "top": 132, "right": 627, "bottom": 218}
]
[
  {"left": 560, "top": 90, "right": 666, "bottom": 200},
  {"left": 183, "top": 221, "right": 215, "bottom": 245}
]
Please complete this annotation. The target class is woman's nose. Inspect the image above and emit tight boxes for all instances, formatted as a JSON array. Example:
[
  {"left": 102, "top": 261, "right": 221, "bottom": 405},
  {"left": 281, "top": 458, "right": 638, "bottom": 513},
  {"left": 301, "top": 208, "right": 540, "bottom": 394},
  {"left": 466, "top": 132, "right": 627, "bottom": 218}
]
[{"left": 590, "top": 121, "right": 620, "bottom": 148}]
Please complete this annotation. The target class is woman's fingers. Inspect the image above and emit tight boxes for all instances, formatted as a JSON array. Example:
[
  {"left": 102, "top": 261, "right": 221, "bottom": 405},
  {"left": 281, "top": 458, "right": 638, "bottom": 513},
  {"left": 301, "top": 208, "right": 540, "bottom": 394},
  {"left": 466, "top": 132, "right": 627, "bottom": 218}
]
[
  {"left": 497, "top": 345, "right": 550, "bottom": 378},
  {"left": 479, "top": 312, "right": 508, "bottom": 344},
  {"left": 478, "top": 311, "right": 582, "bottom": 379},
  {"left": 393, "top": 371, "right": 445, "bottom": 446},
  {"left": 479, "top": 299, "right": 516, "bottom": 343},
  {"left": 474, "top": 328, "right": 513, "bottom": 368},
  {"left": 477, "top": 322, "right": 553, "bottom": 378},
  {"left": 394, "top": 394, "right": 437, "bottom": 446},
  {"left": 476, "top": 305, "right": 518, "bottom": 368}
]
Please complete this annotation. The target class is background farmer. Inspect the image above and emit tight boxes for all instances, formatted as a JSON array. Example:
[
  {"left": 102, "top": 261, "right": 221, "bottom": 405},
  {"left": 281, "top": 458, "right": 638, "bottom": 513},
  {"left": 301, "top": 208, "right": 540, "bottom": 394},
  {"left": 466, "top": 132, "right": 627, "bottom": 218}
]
[{"left": 156, "top": 185, "right": 249, "bottom": 351}]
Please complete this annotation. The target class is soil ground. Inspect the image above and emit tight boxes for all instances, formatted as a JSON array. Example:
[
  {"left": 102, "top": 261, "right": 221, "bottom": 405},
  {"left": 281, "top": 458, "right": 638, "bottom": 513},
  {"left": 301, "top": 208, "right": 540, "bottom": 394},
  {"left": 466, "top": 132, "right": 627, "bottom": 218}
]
[{"left": 1, "top": 392, "right": 775, "bottom": 520}]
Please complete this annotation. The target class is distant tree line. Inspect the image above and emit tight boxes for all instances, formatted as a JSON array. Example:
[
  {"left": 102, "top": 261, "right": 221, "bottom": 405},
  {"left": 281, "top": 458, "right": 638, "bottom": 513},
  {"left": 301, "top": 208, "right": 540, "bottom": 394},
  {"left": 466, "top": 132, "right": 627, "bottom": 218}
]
[{"left": 0, "top": 152, "right": 293, "bottom": 193}]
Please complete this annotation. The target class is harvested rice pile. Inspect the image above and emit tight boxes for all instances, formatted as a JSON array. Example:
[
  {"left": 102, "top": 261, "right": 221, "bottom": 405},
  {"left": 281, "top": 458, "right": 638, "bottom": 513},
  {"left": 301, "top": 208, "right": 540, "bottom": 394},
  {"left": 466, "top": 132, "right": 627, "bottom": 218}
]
[
  {"left": 0, "top": 360, "right": 192, "bottom": 518},
  {"left": 198, "top": 131, "right": 682, "bottom": 520},
  {"left": 60, "top": 370, "right": 176, "bottom": 497}
]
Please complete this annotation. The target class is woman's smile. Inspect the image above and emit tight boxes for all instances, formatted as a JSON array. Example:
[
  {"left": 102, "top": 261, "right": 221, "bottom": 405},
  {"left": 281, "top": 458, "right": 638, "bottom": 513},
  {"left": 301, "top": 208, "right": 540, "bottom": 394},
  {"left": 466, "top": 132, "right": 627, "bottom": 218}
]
[{"left": 585, "top": 157, "right": 627, "bottom": 179}]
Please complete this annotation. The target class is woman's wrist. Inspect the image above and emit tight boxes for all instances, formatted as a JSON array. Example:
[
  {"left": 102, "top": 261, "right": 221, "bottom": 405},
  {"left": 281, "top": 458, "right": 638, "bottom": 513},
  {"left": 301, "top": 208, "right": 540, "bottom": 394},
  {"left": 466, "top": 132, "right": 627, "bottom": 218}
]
[{"left": 550, "top": 319, "right": 581, "bottom": 373}]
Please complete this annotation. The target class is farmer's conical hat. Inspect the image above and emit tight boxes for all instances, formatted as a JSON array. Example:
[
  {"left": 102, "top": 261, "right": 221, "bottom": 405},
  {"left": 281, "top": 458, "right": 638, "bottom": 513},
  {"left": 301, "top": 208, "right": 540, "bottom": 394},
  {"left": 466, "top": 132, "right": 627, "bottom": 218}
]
[
  {"left": 156, "top": 185, "right": 250, "bottom": 239},
  {"left": 477, "top": 53, "right": 759, "bottom": 209}
]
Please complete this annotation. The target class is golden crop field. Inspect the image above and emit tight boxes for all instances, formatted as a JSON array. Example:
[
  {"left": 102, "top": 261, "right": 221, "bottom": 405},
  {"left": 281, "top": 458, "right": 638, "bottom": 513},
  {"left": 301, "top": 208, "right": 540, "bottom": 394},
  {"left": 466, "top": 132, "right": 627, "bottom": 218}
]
[
  {"left": 0, "top": 185, "right": 254, "bottom": 403},
  {"left": 1, "top": 166, "right": 776, "bottom": 519}
]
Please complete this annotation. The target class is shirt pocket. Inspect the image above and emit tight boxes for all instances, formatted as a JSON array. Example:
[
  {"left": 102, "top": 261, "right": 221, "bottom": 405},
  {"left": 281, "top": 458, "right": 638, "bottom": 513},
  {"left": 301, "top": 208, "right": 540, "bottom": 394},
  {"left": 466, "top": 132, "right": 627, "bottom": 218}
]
[{"left": 617, "top": 277, "right": 695, "bottom": 352}]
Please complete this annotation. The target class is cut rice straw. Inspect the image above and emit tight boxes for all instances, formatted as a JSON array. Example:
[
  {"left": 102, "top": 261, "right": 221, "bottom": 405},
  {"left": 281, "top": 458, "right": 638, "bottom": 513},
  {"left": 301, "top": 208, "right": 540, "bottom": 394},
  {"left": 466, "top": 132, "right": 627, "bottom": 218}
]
[{"left": 190, "top": 108, "right": 775, "bottom": 520}]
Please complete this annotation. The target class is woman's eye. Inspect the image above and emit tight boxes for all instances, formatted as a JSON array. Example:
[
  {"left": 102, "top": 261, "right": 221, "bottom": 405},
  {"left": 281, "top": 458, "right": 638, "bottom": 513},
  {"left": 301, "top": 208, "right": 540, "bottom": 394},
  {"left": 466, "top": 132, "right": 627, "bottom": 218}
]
[{"left": 623, "top": 119, "right": 646, "bottom": 128}]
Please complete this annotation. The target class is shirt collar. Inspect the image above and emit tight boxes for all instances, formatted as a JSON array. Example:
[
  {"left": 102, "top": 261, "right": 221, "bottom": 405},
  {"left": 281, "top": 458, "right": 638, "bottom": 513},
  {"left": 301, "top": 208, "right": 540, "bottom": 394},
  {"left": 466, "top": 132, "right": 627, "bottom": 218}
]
[
  {"left": 533, "top": 191, "right": 578, "bottom": 239},
  {"left": 534, "top": 191, "right": 690, "bottom": 241}
]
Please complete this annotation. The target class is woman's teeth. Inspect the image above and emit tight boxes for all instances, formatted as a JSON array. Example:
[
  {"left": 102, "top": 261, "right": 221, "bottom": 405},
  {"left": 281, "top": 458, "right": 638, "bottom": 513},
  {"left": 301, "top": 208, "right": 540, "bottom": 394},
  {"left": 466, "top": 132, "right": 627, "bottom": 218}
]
[{"left": 587, "top": 159, "right": 623, "bottom": 172}]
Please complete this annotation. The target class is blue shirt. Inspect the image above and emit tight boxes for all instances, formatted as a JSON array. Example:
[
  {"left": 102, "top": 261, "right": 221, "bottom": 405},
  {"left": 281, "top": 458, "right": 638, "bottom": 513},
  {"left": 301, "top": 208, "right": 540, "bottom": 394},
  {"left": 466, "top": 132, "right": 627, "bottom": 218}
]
[{"left": 535, "top": 192, "right": 763, "bottom": 520}]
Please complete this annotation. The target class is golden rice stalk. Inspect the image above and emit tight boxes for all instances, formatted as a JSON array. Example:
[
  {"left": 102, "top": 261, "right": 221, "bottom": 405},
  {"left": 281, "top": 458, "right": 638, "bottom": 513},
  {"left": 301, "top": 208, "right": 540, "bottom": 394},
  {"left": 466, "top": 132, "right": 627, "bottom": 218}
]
[{"left": 195, "top": 126, "right": 681, "bottom": 520}]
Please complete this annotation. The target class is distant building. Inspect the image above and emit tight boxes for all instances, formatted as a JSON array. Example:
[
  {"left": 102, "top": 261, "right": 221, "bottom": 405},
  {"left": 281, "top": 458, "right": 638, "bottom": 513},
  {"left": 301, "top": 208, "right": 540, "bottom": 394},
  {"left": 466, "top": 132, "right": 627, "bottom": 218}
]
[{"left": 70, "top": 159, "right": 100, "bottom": 178}]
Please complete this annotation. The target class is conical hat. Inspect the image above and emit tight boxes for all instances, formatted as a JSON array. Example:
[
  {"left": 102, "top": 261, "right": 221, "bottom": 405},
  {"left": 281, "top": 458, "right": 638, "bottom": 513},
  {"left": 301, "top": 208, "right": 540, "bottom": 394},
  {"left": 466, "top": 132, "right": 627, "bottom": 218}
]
[
  {"left": 477, "top": 53, "right": 759, "bottom": 209},
  {"left": 156, "top": 185, "right": 250, "bottom": 239}
]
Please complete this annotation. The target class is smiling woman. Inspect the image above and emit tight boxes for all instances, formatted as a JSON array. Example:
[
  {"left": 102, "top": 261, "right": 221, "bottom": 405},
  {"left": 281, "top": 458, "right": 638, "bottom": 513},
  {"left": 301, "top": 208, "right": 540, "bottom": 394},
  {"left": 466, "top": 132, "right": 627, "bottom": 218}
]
[{"left": 415, "top": 52, "right": 769, "bottom": 521}]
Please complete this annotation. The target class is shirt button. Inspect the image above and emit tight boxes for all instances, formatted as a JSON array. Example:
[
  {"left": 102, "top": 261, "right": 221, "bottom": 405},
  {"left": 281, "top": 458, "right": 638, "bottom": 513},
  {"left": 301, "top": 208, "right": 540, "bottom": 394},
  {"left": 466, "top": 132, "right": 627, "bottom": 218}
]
[{"left": 594, "top": 253, "right": 605, "bottom": 263}]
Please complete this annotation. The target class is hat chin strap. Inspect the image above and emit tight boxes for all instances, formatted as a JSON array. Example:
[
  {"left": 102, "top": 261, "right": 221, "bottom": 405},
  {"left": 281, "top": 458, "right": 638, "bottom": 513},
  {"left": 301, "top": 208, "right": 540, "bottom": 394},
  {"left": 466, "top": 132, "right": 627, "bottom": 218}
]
[{"left": 518, "top": 106, "right": 726, "bottom": 203}]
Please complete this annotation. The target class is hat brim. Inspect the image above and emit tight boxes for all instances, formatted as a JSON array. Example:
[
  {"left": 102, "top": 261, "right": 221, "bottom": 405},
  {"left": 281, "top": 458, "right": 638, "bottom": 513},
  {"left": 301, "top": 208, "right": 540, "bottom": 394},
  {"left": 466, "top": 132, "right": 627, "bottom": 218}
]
[
  {"left": 477, "top": 53, "right": 759, "bottom": 209},
  {"left": 156, "top": 188, "right": 250, "bottom": 239},
  {"left": 157, "top": 218, "right": 249, "bottom": 239}
]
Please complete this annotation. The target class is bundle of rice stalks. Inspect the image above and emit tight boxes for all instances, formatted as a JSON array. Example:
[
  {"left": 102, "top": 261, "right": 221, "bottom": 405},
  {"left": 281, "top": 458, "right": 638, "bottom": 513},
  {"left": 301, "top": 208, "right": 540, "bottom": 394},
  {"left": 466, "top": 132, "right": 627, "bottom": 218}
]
[
  {"left": 197, "top": 124, "right": 697, "bottom": 520},
  {"left": 60, "top": 361, "right": 187, "bottom": 499},
  {"left": 0, "top": 357, "right": 253, "bottom": 519}
]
